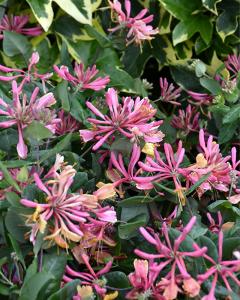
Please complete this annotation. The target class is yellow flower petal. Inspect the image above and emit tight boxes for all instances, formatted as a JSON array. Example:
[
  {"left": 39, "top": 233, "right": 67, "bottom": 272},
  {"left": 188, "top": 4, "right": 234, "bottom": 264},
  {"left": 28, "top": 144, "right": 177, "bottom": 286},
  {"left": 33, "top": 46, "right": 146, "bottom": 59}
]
[
  {"left": 103, "top": 291, "right": 118, "bottom": 300},
  {"left": 142, "top": 143, "right": 155, "bottom": 157},
  {"left": 196, "top": 153, "right": 207, "bottom": 168}
]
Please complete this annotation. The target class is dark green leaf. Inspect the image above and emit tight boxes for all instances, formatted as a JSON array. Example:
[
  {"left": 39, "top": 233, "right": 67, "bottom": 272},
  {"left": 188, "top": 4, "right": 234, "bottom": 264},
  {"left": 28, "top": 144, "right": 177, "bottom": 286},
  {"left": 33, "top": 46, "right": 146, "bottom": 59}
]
[
  {"left": 25, "top": 121, "right": 53, "bottom": 141},
  {"left": 118, "top": 196, "right": 154, "bottom": 207}
]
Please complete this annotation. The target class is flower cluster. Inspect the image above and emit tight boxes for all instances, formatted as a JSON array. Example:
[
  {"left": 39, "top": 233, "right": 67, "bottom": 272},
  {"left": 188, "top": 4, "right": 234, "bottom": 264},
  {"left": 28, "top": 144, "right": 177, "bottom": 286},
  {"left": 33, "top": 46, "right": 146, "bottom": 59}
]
[
  {"left": 80, "top": 88, "right": 164, "bottom": 151},
  {"left": 20, "top": 154, "right": 117, "bottom": 249},
  {"left": 127, "top": 216, "right": 240, "bottom": 300},
  {"left": 109, "top": 0, "right": 158, "bottom": 45}
]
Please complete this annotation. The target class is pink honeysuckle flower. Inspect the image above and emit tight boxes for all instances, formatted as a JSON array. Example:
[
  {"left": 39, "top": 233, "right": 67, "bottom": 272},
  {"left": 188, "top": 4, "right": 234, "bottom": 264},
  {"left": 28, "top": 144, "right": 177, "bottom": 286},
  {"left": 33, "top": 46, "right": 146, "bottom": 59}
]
[
  {"left": 63, "top": 253, "right": 112, "bottom": 298},
  {"left": 196, "top": 230, "right": 240, "bottom": 298},
  {"left": 171, "top": 104, "right": 200, "bottom": 135},
  {"left": 0, "top": 81, "right": 59, "bottom": 158},
  {"left": 79, "top": 88, "right": 164, "bottom": 151},
  {"left": 188, "top": 91, "right": 214, "bottom": 106},
  {"left": 206, "top": 212, "right": 222, "bottom": 233},
  {"left": 53, "top": 62, "right": 110, "bottom": 91},
  {"left": 225, "top": 54, "right": 240, "bottom": 75},
  {"left": 20, "top": 155, "right": 117, "bottom": 248},
  {"left": 126, "top": 259, "right": 166, "bottom": 299},
  {"left": 134, "top": 217, "right": 206, "bottom": 300},
  {"left": 107, "top": 144, "right": 153, "bottom": 190},
  {"left": 0, "top": 15, "right": 42, "bottom": 39},
  {"left": 0, "top": 52, "right": 52, "bottom": 92},
  {"left": 109, "top": 0, "right": 158, "bottom": 46},
  {"left": 55, "top": 110, "right": 81, "bottom": 135},
  {"left": 186, "top": 129, "right": 232, "bottom": 196},
  {"left": 159, "top": 77, "right": 182, "bottom": 106},
  {"left": 137, "top": 141, "right": 186, "bottom": 191}
]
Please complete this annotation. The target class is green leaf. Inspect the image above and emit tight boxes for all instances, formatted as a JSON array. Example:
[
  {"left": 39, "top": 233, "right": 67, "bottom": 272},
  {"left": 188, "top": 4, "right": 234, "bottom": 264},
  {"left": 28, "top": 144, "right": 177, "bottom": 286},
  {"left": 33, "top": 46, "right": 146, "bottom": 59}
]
[
  {"left": 42, "top": 254, "right": 67, "bottom": 295},
  {"left": 173, "top": 15, "right": 213, "bottom": 46},
  {"left": 105, "top": 271, "right": 130, "bottom": 288},
  {"left": 27, "top": 0, "right": 92, "bottom": 32},
  {"left": 216, "top": 0, "right": 239, "bottom": 41},
  {"left": 218, "top": 122, "right": 238, "bottom": 144},
  {"left": 0, "top": 161, "right": 21, "bottom": 193},
  {"left": 3, "top": 31, "right": 31, "bottom": 60},
  {"left": 223, "top": 237, "right": 240, "bottom": 259},
  {"left": 222, "top": 104, "right": 240, "bottom": 124},
  {"left": 56, "top": 81, "right": 70, "bottom": 112},
  {"left": 48, "top": 280, "right": 80, "bottom": 300},
  {"left": 195, "top": 60, "right": 207, "bottom": 77},
  {"left": 197, "top": 235, "right": 218, "bottom": 261},
  {"left": 39, "top": 133, "right": 72, "bottom": 163},
  {"left": 158, "top": 0, "right": 202, "bottom": 20},
  {"left": 200, "top": 77, "right": 222, "bottom": 94},
  {"left": 202, "top": 0, "right": 222, "bottom": 14},
  {"left": 170, "top": 62, "right": 203, "bottom": 91},
  {"left": 119, "top": 213, "right": 148, "bottom": 239},
  {"left": 26, "top": 0, "right": 53, "bottom": 32},
  {"left": 19, "top": 271, "right": 54, "bottom": 300},
  {"left": 54, "top": 0, "right": 92, "bottom": 25},
  {"left": 24, "top": 121, "right": 53, "bottom": 141},
  {"left": 5, "top": 192, "right": 22, "bottom": 207},
  {"left": 5, "top": 208, "right": 28, "bottom": 243},
  {"left": 110, "top": 137, "right": 133, "bottom": 156},
  {"left": 118, "top": 196, "right": 154, "bottom": 207}
]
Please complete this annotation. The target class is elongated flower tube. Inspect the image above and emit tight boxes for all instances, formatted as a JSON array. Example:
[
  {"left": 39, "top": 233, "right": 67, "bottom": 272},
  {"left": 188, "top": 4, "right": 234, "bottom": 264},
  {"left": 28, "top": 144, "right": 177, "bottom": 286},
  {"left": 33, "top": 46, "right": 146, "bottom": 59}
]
[
  {"left": 159, "top": 77, "right": 182, "bottom": 105},
  {"left": 134, "top": 217, "right": 206, "bottom": 299},
  {"left": 0, "top": 15, "right": 42, "bottom": 39},
  {"left": 107, "top": 144, "right": 153, "bottom": 190},
  {"left": 80, "top": 88, "right": 164, "bottom": 151},
  {"left": 225, "top": 54, "right": 240, "bottom": 75},
  {"left": 54, "top": 62, "right": 110, "bottom": 91},
  {"left": 0, "top": 81, "right": 59, "bottom": 158},
  {"left": 20, "top": 155, "right": 117, "bottom": 248},
  {"left": 187, "top": 129, "right": 232, "bottom": 196},
  {"left": 0, "top": 52, "right": 52, "bottom": 92},
  {"left": 137, "top": 141, "right": 186, "bottom": 191},
  {"left": 63, "top": 253, "right": 113, "bottom": 298},
  {"left": 171, "top": 104, "right": 200, "bottom": 135},
  {"left": 196, "top": 230, "right": 240, "bottom": 299},
  {"left": 109, "top": 0, "right": 158, "bottom": 46}
]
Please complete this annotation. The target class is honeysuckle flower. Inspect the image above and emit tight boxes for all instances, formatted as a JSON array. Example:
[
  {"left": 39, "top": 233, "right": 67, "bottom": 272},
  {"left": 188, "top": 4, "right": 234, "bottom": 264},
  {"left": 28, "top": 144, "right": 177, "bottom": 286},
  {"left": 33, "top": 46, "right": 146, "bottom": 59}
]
[
  {"left": 0, "top": 15, "right": 42, "bottom": 39},
  {"left": 225, "top": 54, "right": 240, "bottom": 75},
  {"left": 80, "top": 88, "right": 164, "bottom": 151},
  {"left": 0, "top": 81, "right": 59, "bottom": 158},
  {"left": 206, "top": 211, "right": 222, "bottom": 233},
  {"left": 54, "top": 62, "right": 110, "bottom": 91},
  {"left": 63, "top": 253, "right": 112, "bottom": 298},
  {"left": 137, "top": 141, "right": 186, "bottom": 191},
  {"left": 188, "top": 91, "right": 214, "bottom": 106},
  {"left": 196, "top": 230, "right": 240, "bottom": 298},
  {"left": 20, "top": 155, "right": 117, "bottom": 247},
  {"left": 134, "top": 217, "right": 206, "bottom": 299},
  {"left": 0, "top": 52, "right": 52, "bottom": 91},
  {"left": 107, "top": 144, "right": 153, "bottom": 190},
  {"left": 187, "top": 129, "right": 231, "bottom": 196},
  {"left": 109, "top": 0, "right": 158, "bottom": 46},
  {"left": 182, "top": 277, "right": 200, "bottom": 298},
  {"left": 126, "top": 259, "right": 166, "bottom": 299},
  {"left": 159, "top": 77, "right": 182, "bottom": 106},
  {"left": 55, "top": 110, "right": 81, "bottom": 135},
  {"left": 171, "top": 104, "right": 200, "bottom": 135}
]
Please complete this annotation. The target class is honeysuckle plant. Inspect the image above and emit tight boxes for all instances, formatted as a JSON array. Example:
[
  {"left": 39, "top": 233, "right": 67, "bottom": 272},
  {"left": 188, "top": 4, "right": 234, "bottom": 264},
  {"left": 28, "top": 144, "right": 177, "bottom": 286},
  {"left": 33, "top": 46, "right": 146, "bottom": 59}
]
[{"left": 0, "top": 1, "right": 239, "bottom": 300}]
